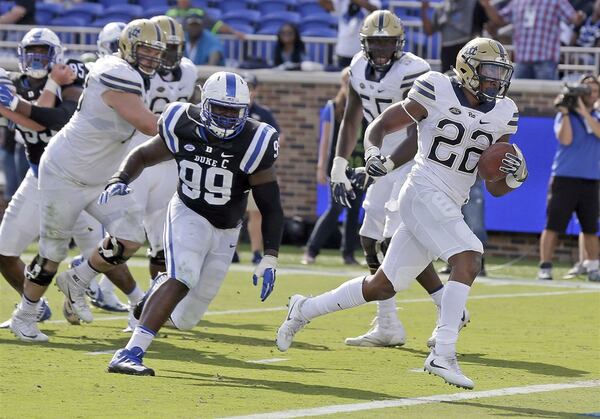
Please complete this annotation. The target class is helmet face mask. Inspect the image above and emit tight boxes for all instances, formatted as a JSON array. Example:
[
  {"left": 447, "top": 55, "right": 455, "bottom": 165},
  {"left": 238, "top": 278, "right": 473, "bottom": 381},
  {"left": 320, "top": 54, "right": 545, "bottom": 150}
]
[
  {"left": 200, "top": 72, "right": 250, "bottom": 139},
  {"left": 454, "top": 38, "right": 513, "bottom": 102},
  {"left": 150, "top": 16, "right": 184, "bottom": 72},
  {"left": 18, "top": 28, "right": 63, "bottom": 79},
  {"left": 119, "top": 19, "right": 166, "bottom": 76},
  {"left": 360, "top": 10, "right": 405, "bottom": 72}
]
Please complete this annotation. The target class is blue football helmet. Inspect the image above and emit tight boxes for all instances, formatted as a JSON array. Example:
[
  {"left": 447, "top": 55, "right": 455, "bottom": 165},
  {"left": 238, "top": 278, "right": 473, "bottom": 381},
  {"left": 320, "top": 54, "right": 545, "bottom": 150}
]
[
  {"left": 200, "top": 71, "right": 250, "bottom": 139},
  {"left": 18, "top": 28, "right": 64, "bottom": 79}
]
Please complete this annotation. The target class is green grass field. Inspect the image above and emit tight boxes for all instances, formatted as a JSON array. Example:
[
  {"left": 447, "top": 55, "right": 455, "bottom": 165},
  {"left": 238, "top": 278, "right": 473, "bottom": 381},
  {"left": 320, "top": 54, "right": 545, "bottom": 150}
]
[{"left": 1, "top": 246, "right": 599, "bottom": 418}]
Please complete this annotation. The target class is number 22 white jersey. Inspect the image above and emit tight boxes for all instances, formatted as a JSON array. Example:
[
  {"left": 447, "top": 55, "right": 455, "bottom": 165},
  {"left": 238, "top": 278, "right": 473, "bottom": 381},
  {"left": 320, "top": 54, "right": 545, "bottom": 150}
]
[
  {"left": 349, "top": 51, "right": 430, "bottom": 155},
  {"left": 407, "top": 71, "right": 519, "bottom": 205},
  {"left": 43, "top": 54, "right": 147, "bottom": 186}
]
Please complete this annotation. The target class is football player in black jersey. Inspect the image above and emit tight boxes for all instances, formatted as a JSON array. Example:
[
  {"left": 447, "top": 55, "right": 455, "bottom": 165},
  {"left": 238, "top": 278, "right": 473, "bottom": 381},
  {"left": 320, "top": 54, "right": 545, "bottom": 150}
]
[{"left": 101, "top": 72, "right": 284, "bottom": 376}]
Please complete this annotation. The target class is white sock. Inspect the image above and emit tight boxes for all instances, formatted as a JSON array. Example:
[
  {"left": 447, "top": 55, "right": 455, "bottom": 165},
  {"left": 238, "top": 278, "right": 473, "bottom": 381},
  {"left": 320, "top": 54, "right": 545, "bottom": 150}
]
[
  {"left": 429, "top": 285, "right": 444, "bottom": 308},
  {"left": 127, "top": 285, "right": 144, "bottom": 306},
  {"left": 301, "top": 276, "right": 367, "bottom": 320},
  {"left": 583, "top": 259, "right": 599, "bottom": 272},
  {"left": 435, "top": 281, "right": 471, "bottom": 356},
  {"left": 125, "top": 325, "right": 156, "bottom": 354},
  {"left": 98, "top": 276, "right": 115, "bottom": 293},
  {"left": 72, "top": 260, "right": 100, "bottom": 287},
  {"left": 20, "top": 294, "right": 41, "bottom": 315},
  {"left": 377, "top": 297, "right": 397, "bottom": 318}
]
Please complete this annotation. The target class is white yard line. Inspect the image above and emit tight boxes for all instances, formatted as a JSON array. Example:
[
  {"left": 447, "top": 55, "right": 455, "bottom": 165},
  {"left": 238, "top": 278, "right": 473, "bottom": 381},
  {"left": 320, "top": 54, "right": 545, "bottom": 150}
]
[
  {"left": 219, "top": 380, "right": 600, "bottom": 419},
  {"left": 246, "top": 358, "right": 289, "bottom": 364},
  {"left": 44, "top": 288, "right": 598, "bottom": 325}
]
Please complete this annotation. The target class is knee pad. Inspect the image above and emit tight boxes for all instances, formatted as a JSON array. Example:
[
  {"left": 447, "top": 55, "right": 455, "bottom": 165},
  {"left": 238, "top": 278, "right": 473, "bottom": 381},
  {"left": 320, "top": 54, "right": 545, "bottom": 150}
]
[
  {"left": 98, "top": 236, "right": 129, "bottom": 265},
  {"left": 380, "top": 238, "right": 391, "bottom": 256},
  {"left": 361, "top": 236, "right": 380, "bottom": 274},
  {"left": 25, "top": 254, "right": 55, "bottom": 286},
  {"left": 148, "top": 249, "right": 166, "bottom": 266}
]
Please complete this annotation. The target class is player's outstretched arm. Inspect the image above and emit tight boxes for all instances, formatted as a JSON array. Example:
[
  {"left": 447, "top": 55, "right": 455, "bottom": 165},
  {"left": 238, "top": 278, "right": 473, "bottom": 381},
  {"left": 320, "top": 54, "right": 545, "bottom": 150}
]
[
  {"left": 98, "top": 135, "right": 172, "bottom": 205},
  {"left": 250, "top": 165, "right": 284, "bottom": 301},
  {"left": 102, "top": 90, "right": 158, "bottom": 136},
  {"left": 364, "top": 99, "right": 426, "bottom": 177},
  {"left": 335, "top": 84, "right": 363, "bottom": 160},
  {"left": 485, "top": 136, "right": 528, "bottom": 197}
]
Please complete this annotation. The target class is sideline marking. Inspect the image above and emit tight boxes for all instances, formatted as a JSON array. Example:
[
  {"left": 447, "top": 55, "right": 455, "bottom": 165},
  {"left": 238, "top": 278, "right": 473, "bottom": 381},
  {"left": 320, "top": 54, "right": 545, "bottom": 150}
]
[
  {"left": 45, "top": 289, "right": 598, "bottom": 325},
  {"left": 219, "top": 380, "right": 600, "bottom": 419}
]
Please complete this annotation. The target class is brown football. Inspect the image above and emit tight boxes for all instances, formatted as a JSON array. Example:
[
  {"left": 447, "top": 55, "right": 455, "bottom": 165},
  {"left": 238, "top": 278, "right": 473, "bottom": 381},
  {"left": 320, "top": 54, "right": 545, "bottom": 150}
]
[{"left": 478, "top": 142, "right": 515, "bottom": 182}]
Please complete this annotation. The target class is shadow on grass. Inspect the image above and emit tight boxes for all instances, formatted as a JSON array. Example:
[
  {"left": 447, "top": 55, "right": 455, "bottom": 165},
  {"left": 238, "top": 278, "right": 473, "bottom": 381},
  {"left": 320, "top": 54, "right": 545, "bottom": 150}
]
[
  {"left": 441, "top": 401, "right": 586, "bottom": 418},
  {"left": 158, "top": 369, "right": 399, "bottom": 401},
  {"left": 459, "top": 353, "right": 589, "bottom": 378}
]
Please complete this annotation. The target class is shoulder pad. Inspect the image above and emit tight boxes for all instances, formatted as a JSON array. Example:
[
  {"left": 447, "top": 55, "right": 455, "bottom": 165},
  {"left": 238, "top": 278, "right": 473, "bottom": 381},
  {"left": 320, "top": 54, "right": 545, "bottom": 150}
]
[
  {"left": 500, "top": 97, "right": 519, "bottom": 134},
  {"left": 65, "top": 59, "right": 89, "bottom": 87},
  {"left": 158, "top": 102, "right": 192, "bottom": 154},
  {"left": 94, "top": 55, "right": 144, "bottom": 95},
  {"left": 408, "top": 71, "right": 443, "bottom": 107},
  {"left": 239, "top": 121, "right": 279, "bottom": 174},
  {"left": 349, "top": 51, "right": 363, "bottom": 68},
  {"left": 399, "top": 54, "right": 431, "bottom": 90}
]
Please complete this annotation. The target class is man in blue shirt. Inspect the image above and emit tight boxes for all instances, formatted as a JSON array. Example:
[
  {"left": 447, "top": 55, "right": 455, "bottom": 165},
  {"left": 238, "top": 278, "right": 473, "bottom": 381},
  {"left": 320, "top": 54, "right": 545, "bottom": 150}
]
[
  {"left": 539, "top": 74, "right": 600, "bottom": 281},
  {"left": 184, "top": 13, "right": 224, "bottom": 66}
]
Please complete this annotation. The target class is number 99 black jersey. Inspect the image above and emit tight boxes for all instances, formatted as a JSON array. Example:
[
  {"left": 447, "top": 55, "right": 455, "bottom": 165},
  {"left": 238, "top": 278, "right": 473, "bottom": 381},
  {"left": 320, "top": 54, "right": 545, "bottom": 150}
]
[
  {"left": 158, "top": 102, "right": 280, "bottom": 229},
  {"left": 9, "top": 59, "right": 87, "bottom": 166}
]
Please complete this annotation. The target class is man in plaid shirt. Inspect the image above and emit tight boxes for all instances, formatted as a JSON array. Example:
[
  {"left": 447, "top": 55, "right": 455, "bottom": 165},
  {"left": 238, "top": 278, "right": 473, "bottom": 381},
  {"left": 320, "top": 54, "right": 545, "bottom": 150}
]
[{"left": 485, "top": 0, "right": 585, "bottom": 80}]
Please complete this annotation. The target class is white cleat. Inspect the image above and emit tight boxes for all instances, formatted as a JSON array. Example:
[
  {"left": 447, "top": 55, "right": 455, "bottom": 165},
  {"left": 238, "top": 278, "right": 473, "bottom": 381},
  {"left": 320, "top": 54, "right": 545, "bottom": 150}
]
[
  {"left": 56, "top": 270, "right": 93, "bottom": 323},
  {"left": 345, "top": 315, "right": 406, "bottom": 347},
  {"left": 276, "top": 294, "right": 309, "bottom": 352},
  {"left": 427, "top": 309, "right": 470, "bottom": 348},
  {"left": 424, "top": 349, "right": 474, "bottom": 389},
  {"left": 123, "top": 309, "right": 139, "bottom": 333},
  {"left": 10, "top": 306, "right": 49, "bottom": 342}
]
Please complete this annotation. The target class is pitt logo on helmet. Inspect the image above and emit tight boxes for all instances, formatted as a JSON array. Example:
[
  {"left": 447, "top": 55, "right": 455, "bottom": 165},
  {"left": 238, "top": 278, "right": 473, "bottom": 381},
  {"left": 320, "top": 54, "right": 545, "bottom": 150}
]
[{"left": 119, "top": 19, "right": 166, "bottom": 76}]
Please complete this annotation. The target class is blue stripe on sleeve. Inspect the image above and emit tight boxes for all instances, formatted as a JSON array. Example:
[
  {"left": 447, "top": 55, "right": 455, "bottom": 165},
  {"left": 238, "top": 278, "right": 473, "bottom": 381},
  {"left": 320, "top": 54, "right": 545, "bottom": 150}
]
[
  {"left": 164, "top": 104, "right": 181, "bottom": 153},
  {"left": 243, "top": 125, "right": 269, "bottom": 173}
]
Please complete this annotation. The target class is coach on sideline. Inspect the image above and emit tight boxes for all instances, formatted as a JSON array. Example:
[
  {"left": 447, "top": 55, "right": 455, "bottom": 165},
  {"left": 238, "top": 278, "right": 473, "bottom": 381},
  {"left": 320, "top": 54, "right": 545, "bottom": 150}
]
[{"left": 538, "top": 74, "right": 600, "bottom": 282}]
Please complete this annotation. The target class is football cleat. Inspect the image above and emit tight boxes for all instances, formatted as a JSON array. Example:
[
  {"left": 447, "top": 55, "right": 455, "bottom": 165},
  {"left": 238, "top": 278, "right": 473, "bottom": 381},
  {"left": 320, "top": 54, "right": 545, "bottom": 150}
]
[
  {"left": 537, "top": 268, "right": 553, "bottom": 281},
  {"left": 345, "top": 315, "right": 406, "bottom": 347},
  {"left": 56, "top": 270, "right": 93, "bottom": 323},
  {"left": 424, "top": 349, "right": 474, "bottom": 389},
  {"left": 589, "top": 270, "right": 600, "bottom": 282},
  {"left": 62, "top": 298, "right": 81, "bottom": 325},
  {"left": 10, "top": 305, "right": 49, "bottom": 342},
  {"left": 563, "top": 262, "right": 586, "bottom": 279},
  {"left": 0, "top": 297, "right": 51, "bottom": 329},
  {"left": 89, "top": 286, "right": 129, "bottom": 313},
  {"left": 133, "top": 273, "right": 168, "bottom": 320},
  {"left": 107, "top": 347, "right": 155, "bottom": 376},
  {"left": 427, "top": 308, "right": 470, "bottom": 348},
  {"left": 276, "top": 294, "right": 310, "bottom": 352}
]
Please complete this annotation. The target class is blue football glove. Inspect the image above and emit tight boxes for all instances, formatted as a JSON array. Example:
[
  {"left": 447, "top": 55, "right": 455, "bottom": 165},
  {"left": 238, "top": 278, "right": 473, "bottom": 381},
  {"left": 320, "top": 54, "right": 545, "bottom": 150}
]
[
  {"left": 330, "top": 156, "right": 355, "bottom": 208},
  {"left": 349, "top": 167, "right": 374, "bottom": 191},
  {"left": 98, "top": 181, "right": 131, "bottom": 205},
  {"left": 252, "top": 255, "right": 277, "bottom": 302},
  {"left": 0, "top": 83, "right": 18, "bottom": 110}
]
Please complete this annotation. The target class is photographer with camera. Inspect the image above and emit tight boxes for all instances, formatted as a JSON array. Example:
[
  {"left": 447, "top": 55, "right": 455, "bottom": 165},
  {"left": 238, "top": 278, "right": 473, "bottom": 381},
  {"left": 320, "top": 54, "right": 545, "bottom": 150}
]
[{"left": 538, "top": 74, "right": 600, "bottom": 282}]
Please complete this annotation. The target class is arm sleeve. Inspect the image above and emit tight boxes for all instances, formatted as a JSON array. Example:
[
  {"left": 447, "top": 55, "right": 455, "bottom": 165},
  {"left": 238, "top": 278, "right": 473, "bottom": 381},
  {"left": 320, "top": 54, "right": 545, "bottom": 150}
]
[
  {"left": 29, "top": 101, "right": 78, "bottom": 131},
  {"left": 251, "top": 181, "right": 284, "bottom": 253}
]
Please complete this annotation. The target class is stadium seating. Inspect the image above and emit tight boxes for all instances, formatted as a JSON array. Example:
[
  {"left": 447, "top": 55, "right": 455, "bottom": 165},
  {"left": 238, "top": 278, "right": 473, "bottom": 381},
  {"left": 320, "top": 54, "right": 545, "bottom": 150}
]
[
  {"left": 299, "top": 13, "right": 337, "bottom": 32},
  {"left": 296, "top": 0, "right": 327, "bottom": 17},
  {"left": 99, "top": 0, "right": 124, "bottom": 8},
  {"left": 61, "top": 3, "right": 104, "bottom": 25},
  {"left": 0, "top": 2, "right": 14, "bottom": 15},
  {"left": 260, "top": 11, "right": 301, "bottom": 28},
  {"left": 256, "top": 0, "right": 293, "bottom": 14},
  {"left": 301, "top": 27, "right": 337, "bottom": 38},
  {"left": 256, "top": 25, "right": 281, "bottom": 35},
  {"left": 50, "top": 16, "right": 89, "bottom": 27},
  {"left": 222, "top": 10, "right": 261, "bottom": 28},
  {"left": 190, "top": 0, "right": 210, "bottom": 8},
  {"left": 138, "top": 0, "right": 169, "bottom": 9},
  {"left": 91, "top": 16, "right": 127, "bottom": 28},
  {"left": 35, "top": 3, "right": 64, "bottom": 24},
  {"left": 205, "top": 7, "right": 223, "bottom": 21},
  {"left": 218, "top": 0, "right": 248, "bottom": 14},
  {"left": 143, "top": 6, "right": 170, "bottom": 19},
  {"left": 104, "top": 4, "right": 144, "bottom": 22}
]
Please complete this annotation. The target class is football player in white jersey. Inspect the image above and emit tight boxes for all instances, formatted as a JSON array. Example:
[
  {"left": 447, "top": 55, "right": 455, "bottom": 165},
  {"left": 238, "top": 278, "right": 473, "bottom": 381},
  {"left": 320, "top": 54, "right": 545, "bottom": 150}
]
[
  {"left": 8, "top": 19, "right": 166, "bottom": 342},
  {"left": 330, "top": 10, "right": 456, "bottom": 348},
  {"left": 277, "top": 37, "right": 527, "bottom": 389}
]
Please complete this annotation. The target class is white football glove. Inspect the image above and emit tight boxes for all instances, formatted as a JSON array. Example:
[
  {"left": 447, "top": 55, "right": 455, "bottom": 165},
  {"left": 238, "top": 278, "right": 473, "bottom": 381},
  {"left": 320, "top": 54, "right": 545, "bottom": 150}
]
[
  {"left": 500, "top": 143, "right": 528, "bottom": 188},
  {"left": 330, "top": 156, "right": 355, "bottom": 208},
  {"left": 364, "top": 146, "right": 395, "bottom": 177}
]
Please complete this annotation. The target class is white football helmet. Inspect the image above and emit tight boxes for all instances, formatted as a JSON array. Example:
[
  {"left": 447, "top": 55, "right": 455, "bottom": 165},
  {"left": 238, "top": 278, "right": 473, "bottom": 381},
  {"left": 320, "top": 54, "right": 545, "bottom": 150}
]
[
  {"left": 18, "top": 28, "right": 64, "bottom": 79},
  {"left": 98, "top": 22, "right": 126, "bottom": 56},
  {"left": 200, "top": 72, "right": 250, "bottom": 139}
]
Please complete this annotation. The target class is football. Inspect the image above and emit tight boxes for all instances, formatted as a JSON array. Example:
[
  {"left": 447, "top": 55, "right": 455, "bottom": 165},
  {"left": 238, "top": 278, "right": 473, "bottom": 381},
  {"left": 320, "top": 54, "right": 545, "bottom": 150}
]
[{"left": 478, "top": 142, "right": 515, "bottom": 182}]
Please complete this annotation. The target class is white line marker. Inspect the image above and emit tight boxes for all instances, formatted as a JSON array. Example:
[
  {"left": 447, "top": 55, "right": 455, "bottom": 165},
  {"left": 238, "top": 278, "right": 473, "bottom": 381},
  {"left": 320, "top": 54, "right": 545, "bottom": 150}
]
[
  {"left": 86, "top": 350, "right": 115, "bottom": 355},
  {"left": 44, "top": 289, "right": 598, "bottom": 325},
  {"left": 219, "top": 379, "right": 600, "bottom": 419},
  {"left": 246, "top": 358, "right": 288, "bottom": 364}
]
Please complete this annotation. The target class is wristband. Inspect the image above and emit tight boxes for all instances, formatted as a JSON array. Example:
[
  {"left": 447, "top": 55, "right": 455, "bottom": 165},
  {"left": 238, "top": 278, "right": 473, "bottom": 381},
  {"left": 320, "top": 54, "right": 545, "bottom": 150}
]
[
  {"left": 383, "top": 155, "right": 395, "bottom": 172},
  {"left": 364, "top": 145, "right": 380, "bottom": 160},
  {"left": 108, "top": 171, "right": 130, "bottom": 186},
  {"left": 8, "top": 95, "right": 19, "bottom": 111},
  {"left": 505, "top": 174, "right": 523, "bottom": 189},
  {"left": 43, "top": 77, "right": 61, "bottom": 97}
]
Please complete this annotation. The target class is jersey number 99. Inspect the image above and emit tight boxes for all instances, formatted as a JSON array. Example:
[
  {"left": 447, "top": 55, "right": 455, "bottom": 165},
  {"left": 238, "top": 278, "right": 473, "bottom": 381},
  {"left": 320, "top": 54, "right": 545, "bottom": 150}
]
[{"left": 179, "top": 160, "right": 233, "bottom": 205}]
